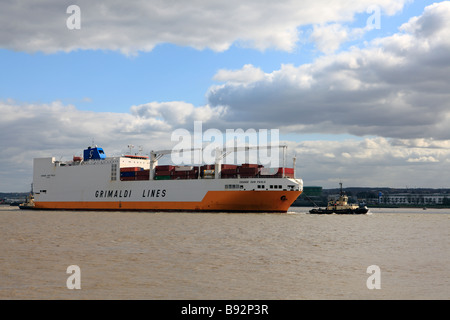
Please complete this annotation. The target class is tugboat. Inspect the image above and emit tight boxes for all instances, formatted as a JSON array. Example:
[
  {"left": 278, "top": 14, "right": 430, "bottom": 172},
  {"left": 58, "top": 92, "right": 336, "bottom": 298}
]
[
  {"left": 309, "top": 183, "right": 368, "bottom": 215},
  {"left": 19, "top": 193, "right": 35, "bottom": 210}
]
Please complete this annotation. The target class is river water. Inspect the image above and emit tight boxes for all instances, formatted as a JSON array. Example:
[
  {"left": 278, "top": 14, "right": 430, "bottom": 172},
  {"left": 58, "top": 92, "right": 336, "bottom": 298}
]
[{"left": 0, "top": 206, "right": 448, "bottom": 300}]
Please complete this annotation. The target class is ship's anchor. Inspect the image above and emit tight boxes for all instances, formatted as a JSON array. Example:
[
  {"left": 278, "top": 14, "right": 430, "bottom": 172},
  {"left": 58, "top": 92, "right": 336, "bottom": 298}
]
[{"left": 281, "top": 195, "right": 287, "bottom": 201}]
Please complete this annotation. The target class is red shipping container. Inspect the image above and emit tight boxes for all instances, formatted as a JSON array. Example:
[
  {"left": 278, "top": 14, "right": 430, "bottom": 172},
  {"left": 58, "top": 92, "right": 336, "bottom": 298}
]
[
  {"left": 277, "top": 168, "right": 294, "bottom": 174},
  {"left": 221, "top": 164, "right": 238, "bottom": 169},
  {"left": 121, "top": 167, "right": 142, "bottom": 172},
  {"left": 238, "top": 167, "right": 259, "bottom": 174},
  {"left": 221, "top": 168, "right": 238, "bottom": 175},
  {"left": 175, "top": 169, "right": 196, "bottom": 174},
  {"left": 241, "top": 163, "right": 259, "bottom": 168},
  {"left": 155, "top": 170, "right": 172, "bottom": 176},
  {"left": 120, "top": 176, "right": 136, "bottom": 181},
  {"left": 136, "top": 173, "right": 149, "bottom": 178},
  {"left": 155, "top": 165, "right": 175, "bottom": 172}
]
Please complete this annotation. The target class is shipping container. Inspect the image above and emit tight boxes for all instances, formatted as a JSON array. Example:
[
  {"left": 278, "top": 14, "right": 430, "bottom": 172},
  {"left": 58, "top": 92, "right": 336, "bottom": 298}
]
[
  {"left": 120, "top": 171, "right": 137, "bottom": 177},
  {"left": 155, "top": 170, "right": 172, "bottom": 176},
  {"left": 260, "top": 168, "right": 278, "bottom": 175},
  {"left": 174, "top": 166, "right": 194, "bottom": 171},
  {"left": 237, "top": 167, "right": 259, "bottom": 174},
  {"left": 120, "top": 167, "right": 143, "bottom": 172},
  {"left": 155, "top": 165, "right": 175, "bottom": 172},
  {"left": 221, "top": 164, "right": 238, "bottom": 169},
  {"left": 173, "top": 171, "right": 197, "bottom": 177},
  {"left": 155, "top": 175, "right": 171, "bottom": 180},
  {"left": 259, "top": 172, "right": 294, "bottom": 178},
  {"left": 120, "top": 176, "right": 136, "bottom": 181},
  {"left": 136, "top": 170, "right": 150, "bottom": 178},
  {"left": 221, "top": 168, "right": 238, "bottom": 175},
  {"left": 240, "top": 163, "right": 259, "bottom": 168},
  {"left": 277, "top": 167, "right": 294, "bottom": 174}
]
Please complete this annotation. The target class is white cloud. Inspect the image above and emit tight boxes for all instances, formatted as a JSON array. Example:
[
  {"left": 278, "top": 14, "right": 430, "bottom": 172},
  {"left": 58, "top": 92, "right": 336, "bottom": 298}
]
[
  {"left": 407, "top": 156, "right": 439, "bottom": 163},
  {"left": 213, "top": 64, "right": 265, "bottom": 84},
  {"left": 293, "top": 137, "right": 450, "bottom": 188},
  {"left": 309, "top": 23, "right": 366, "bottom": 54},
  {"left": 130, "top": 101, "right": 227, "bottom": 126},
  {"left": 0, "top": 100, "right": 182, "bottom": 191},
  {"left": 1, "top": 100, "right": 449, "bottom": 191},
  {"left": 3, "top": 1, "right": 450, "bottom": 191},
  {"left": 0, "top": 0, "right": 410, "bottom": 54},
  {"left": 0, "top": 100, "right": 168, "bottom": 154},
  {"left": 399, "top": 1, "right": 450, "bottom": 41},
  {"left": 207, "top": 2, "right": 450, "bottom": 140}
]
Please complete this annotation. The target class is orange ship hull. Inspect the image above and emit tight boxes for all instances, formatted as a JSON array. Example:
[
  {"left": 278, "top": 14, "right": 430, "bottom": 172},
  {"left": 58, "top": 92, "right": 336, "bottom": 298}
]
[{"left": 33, "top": 190, "right": 302, "bottom": 213}]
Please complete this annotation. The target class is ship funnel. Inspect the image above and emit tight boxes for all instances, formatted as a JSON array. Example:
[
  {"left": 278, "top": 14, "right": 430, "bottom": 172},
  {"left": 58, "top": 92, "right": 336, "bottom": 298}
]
[{"left": 83, "top": 146, "right": 106, "bottom": 161}]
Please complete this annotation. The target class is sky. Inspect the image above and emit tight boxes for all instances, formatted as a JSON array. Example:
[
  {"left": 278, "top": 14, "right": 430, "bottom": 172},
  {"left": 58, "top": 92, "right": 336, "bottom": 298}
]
[{"left": 1, "top": 0, "right": 450, "bottom": 191}]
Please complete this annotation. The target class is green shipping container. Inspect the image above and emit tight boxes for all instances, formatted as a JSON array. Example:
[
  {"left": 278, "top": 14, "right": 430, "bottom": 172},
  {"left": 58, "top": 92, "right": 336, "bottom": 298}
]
[{"left": 155, "top": 175, "right": 171, "bottom": 180}]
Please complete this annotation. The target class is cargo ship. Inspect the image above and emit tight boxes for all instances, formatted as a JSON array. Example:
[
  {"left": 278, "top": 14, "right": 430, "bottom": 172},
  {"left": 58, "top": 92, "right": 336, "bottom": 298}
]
[{"left": 25, "top": 145, "right": 303, "bottom": 212}]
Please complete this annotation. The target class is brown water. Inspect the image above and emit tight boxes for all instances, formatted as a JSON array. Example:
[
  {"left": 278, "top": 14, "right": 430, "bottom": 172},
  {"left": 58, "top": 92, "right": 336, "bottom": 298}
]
[{"left": 0, "top": 205, "right": 448, "bottom": 300}]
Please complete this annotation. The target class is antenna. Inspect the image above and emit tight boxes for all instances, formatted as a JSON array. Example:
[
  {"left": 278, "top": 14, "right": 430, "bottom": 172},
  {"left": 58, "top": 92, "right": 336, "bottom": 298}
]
[{"left": 293, "top": 155, "right": 297, "bottom": 178}]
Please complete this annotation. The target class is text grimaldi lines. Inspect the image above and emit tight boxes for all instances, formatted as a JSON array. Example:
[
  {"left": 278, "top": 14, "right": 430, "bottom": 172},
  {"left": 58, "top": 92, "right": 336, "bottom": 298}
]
[{"left": 94, "top": 189, "right": 167, "bottom": 198}]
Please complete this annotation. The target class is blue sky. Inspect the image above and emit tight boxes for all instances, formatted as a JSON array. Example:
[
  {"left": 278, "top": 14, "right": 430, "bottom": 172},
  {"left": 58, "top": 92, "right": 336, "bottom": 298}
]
[
  {"left": 1, "top": 0, "right": 450, "bottom": 191},
  {"left": 0, "top": 1, "right": 425, "bottom": 112},
  {"left": 1, "top": 43, "right": 314, "bottom": 111}
]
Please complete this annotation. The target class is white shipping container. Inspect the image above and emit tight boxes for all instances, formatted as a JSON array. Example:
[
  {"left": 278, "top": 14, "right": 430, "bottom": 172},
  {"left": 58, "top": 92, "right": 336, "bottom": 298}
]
[
  {"left": 175, "top": 166, "right": 194, "bottom": 171},
  {"left": 260, "top": 168, "right": 277, "bottom": 175}
]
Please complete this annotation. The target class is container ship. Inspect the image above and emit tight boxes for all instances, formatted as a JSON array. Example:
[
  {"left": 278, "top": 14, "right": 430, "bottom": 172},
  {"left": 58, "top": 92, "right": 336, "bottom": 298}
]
[{"left": 26, "top": 145, "right": 303, "bottom": 212}]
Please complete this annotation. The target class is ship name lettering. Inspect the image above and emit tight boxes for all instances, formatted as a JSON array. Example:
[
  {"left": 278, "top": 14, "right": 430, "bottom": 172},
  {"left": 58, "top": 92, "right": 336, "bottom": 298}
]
[
  {"left": 95, "top": 189, "right": 132, "bottom": 198},
  {"left": 142, "top": 189, "right": 167, "bottom": 198}
]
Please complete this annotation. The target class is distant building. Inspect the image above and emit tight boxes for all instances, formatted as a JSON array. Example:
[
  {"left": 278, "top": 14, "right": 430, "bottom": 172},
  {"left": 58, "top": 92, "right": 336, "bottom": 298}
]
[
  {"left": 384, "top": 193, "right": 447, "bottom": 205},
  {"left": 292, "top": 187, "right": 450, "bottom": 207}
]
